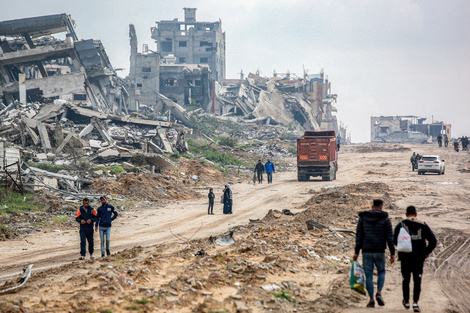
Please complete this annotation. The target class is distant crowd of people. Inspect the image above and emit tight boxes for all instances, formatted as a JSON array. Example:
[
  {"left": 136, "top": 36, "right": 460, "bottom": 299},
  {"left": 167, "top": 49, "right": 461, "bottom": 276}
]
[{"left": 436, "top": 134, "right": 469, "bottom": 151}]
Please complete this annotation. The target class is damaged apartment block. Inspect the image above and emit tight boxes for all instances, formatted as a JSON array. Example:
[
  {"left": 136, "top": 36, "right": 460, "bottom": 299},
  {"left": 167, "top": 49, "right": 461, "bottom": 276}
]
[{"left": 0, "top": 13, "right": 130, "bottom": 114}]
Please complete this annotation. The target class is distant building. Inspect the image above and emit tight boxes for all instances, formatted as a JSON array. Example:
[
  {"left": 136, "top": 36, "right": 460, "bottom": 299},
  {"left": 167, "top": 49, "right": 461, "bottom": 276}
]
[
  {"left": 159, "top": 63, "right": 211, "bottom": 109},
  {"left": 151, "top": 8, "right": 226, "bottom": 83},
  {"left": 371, "top": 116, "right": 451, "bottom": 143},
  {"left": 128, "top": 24, "right": 160, "bottom": 112}
]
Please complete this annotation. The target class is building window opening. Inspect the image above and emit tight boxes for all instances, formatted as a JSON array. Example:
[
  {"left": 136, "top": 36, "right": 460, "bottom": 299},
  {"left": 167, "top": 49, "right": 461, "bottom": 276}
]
[
  {"left": 178, "top": 41, "right": 187, "bottom": 47},
  {"left": 142, "top": 67, "right": 151, "bottom": 72},
  {"left": 200, "top": 57, "right": 208, "bottom": 63},
  {"left": 164, "top": 78, "right": 178, "bottom": 87},
  {"left": 200, "top": 41, "right": 211, "bottom": 47},
  {"left": 180, "top": 24, "right": 185, "bottom": 31},
  {"left": 178, "top": 57, "right": 186, "bottom": 63},
  {"left": 73, "top": 93, "right": 87, "bottom": 101},
  {"left": 137, "top": 83, "right": 143, "bottom": 87},
  {"left": 195, "top": 80, "right": 202, "bottom": 86},
  {"left": 161, "top": 41, "right": 172, "bottom": 52}
]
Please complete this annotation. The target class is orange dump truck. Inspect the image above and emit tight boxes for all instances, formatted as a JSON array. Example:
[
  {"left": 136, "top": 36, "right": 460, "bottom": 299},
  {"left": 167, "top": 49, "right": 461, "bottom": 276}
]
[{"left": 297, "top": 130, "right": 338, "bottom": 181}]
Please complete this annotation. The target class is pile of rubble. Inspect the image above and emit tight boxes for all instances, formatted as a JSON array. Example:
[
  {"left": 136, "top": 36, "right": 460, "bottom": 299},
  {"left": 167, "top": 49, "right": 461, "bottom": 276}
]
[{"left": 249, "top": 139, "right": 295, "bottom": 158}]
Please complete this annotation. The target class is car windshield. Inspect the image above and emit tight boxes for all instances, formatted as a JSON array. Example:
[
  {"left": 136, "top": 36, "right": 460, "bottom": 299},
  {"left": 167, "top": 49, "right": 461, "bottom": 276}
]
[{"left": 422, "top": 157, "right": 437, "bottom": 161}]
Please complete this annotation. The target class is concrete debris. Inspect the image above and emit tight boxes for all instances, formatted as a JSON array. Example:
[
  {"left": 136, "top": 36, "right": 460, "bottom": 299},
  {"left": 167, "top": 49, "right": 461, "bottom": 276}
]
[{"left": 0, "top": 264, "right": 33, "bottom": 295}]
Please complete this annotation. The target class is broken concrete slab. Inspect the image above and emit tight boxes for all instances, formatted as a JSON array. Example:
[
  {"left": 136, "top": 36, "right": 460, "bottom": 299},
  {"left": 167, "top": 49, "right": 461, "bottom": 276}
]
[{"left": 36, "top": 122, "right": 52, "bottom": 152}]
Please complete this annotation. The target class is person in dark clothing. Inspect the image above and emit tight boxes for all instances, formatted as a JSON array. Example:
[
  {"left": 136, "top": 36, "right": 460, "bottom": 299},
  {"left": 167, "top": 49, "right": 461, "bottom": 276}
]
[
  {"left": 337, "top": 135, "right": 341, "bottom": 151},
  {"left": 410, "top": 152, "right": 417, "bottom": 171},
  {"left": 95, "top": 195, "right": 118, "bottom": 257},
  {"left": 437, "top": 134, "right": 442, "bottom": 147},
  {"left": 254, "top": 160, "right": 264, "bottom": 184},
  {"left": 354, "top": 199, "right": 395, "bottom": 308},
  {"left": 393, "top": 206, "right": 437, "bottom": 312},
  {"left": 208, "top": 188, "right": 215, "bottom": 215},
  {"left": 264, "top": 158, "right": 275, "bottom": 184},
  {"left": 222, "top": 183, "right": 232, "bottom": 214},
  {"left": 75, "top": 198, "right": 97, "bottom": 260}
]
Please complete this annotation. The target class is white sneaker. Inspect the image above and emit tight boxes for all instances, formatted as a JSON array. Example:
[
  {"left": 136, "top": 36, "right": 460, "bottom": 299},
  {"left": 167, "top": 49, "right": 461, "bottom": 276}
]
[{"left": 90, "top": 254, "right": 94, "bottom": 259}]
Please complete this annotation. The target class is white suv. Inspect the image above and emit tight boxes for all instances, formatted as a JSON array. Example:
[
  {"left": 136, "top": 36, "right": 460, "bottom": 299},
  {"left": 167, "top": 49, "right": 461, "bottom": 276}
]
[{"left": 418, "top": 155, "right": 445, "bottom": 175}]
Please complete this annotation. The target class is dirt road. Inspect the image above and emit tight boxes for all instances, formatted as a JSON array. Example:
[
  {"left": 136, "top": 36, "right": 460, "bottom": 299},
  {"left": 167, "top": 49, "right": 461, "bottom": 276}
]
[{"left": 1, "top": 143, "right": 469, "bottom": 312}]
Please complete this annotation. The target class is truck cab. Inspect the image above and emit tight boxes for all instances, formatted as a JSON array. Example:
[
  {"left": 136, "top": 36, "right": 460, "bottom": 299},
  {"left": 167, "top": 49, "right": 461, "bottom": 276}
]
[{"left": 297, "top": 130, "right": 338, "bottom": 181}]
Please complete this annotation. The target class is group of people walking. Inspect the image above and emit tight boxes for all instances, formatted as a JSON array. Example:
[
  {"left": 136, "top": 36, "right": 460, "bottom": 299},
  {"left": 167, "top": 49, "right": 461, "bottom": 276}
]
[
  {"left": 436, "top": 134, "right": 469, "bottom": 151},
  {"left": 354, "top": 199, "right": 436, "bottom": 312},
  {"left": 254, "top": 158, "right": 275, "bottom": 184},
  {"left": 76, "top": 195, "right": 118, "bottom": 260}
]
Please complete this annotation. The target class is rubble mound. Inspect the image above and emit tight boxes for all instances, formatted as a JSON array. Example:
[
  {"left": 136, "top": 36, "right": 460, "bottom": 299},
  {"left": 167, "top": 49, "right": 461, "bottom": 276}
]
[
  {"left": 352, "top": 144, "right": 411, "bottom": 153},
  {"left": 87, "top": 173, "right": 201, "bottom": 201},
  {"left": 296, "top": 182, "right": 393, "bottom": 226},
  {"left": 173, "top": 159, "right": 226, "bottom": 183}
]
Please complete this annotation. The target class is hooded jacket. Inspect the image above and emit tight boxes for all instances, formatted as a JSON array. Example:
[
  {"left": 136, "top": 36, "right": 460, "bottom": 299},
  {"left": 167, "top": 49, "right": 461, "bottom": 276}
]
[
  {"left": 393, "top": 218, "right": 437, "bottom": 260},
  {"left": 355, "top": 209, "right": 395, "bottom": 255},
  {"left": 96, "top": 203, "right": 118, "bottom": 228}
]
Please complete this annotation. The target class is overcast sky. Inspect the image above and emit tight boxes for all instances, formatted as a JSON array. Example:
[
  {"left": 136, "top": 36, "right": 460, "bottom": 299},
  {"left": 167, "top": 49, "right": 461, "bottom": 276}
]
[{"left": 2, "top": 0, "right": 469, "bottom": 142}]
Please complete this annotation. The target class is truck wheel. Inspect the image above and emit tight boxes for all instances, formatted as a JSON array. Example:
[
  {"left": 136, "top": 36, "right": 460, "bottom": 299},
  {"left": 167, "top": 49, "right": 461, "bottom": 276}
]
[
  {"left": 298, "top": 174, "right": 306, "bottom": 182},
  {"left": 322, "top": 175, "right": 330, "bottom": 181}
]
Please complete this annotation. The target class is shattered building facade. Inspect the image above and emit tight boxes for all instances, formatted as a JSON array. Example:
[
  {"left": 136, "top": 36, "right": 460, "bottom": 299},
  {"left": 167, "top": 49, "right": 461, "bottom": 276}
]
[
  {"left": 216, "top": 70, "right": 342, "bottom": 136},
  {"left": 0, "top": 14, "right": 130, "bottom": 114},
  {"left": 151, "top": 8, "right": 226, "bottom": 82},
  {"left": 371, "top": 116, "right": 451, "bottom": 143}
]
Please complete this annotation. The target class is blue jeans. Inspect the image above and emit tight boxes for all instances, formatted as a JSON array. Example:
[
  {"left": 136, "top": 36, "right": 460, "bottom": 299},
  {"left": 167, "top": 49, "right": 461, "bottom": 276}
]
[
  {"left": 267, "top": 172, "right": 273, "bottom": 183},
  {"left": 99, "top": 226, "right": 111, "bottom": 255},
  {"left": 363, "top": 252, "right": 386, "bottom": 298}
]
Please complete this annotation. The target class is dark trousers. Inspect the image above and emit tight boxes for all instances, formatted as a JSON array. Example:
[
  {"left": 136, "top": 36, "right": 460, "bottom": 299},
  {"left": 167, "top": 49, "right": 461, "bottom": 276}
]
[
  {"left": 208, "top": 201, "right": 214, "bottom": 214},
  {"left": 257, "top": 172, "right": 263, "bottom": 183},
  {"left": 267, "top": 172, "right": 273, "bottom": 183},
  {"left": 401, "top": 257, "right": 424, "bottom": 303},
  {"left": 79, "top": 227, "right": 94, "bottom": 256}
]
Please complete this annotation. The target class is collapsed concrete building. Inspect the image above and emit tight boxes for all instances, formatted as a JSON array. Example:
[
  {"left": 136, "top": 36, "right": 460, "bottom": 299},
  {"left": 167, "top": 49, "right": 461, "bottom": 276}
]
[
  {"left": 0, "top": 14, "right": 130, "bottom": 114},
  {"left": 216, "top": 70, "right": 341, "bottom": 134},
  {"left": 371, "top": 116, "right": 451, "bottom": 143}
]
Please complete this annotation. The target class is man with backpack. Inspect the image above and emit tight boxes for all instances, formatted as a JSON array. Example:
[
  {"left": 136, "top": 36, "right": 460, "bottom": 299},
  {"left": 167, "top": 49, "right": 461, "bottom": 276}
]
[{"left": 394, "top": 206, "right": 437, "bottom": 312}]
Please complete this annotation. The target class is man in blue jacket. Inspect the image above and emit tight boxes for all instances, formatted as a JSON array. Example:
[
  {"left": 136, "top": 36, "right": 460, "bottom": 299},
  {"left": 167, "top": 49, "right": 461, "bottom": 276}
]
[
  {"left": 75, "top": 198, "right": 97, "bottom": 260},
  {"left": 95, "top": 195, "right": 118, "bottom": 257},
  {"left": 265, "top": 158, "right": 275, "bottom": 184}
]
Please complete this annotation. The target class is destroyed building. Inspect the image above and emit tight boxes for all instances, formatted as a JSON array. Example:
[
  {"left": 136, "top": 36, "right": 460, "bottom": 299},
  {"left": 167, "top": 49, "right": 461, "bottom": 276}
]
[
  {"left": 0, "top": 14, "right": 130, "bottom": 114},
  {"left": 151, "top": 8, "right": 226, "bottom": 82},
  {"left": 371, "top": 116, "right": 451, "bottom": 143},
  {"left": 0, "top": 14, "right": 193, "bottom": 199},
  {"left": 127, "top": 24, "right": 212, "bottom": 112},
  {"left": 215, "top": 70, "right": 341, "bottom": 135}
]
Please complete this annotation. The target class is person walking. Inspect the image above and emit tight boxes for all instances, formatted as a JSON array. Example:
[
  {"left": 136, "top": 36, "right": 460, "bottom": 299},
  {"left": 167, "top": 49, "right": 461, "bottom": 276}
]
[
  {"left": 254, "top": 160, "right": 264, "bottom": 184},
  {"left": 410, "top": 152, "right": 417, "bottom": 171},
  {"left": 337, "top": 135, "right": 341, "bottom": 151},
  {"left": 95, "top": 195, "right": 118, "bottom": 257},
  {"left": 222, "top": 183, "right": 232, "bottom": 214},
  {"left": 75, "top": 198, "right": 97, "bottom": 260},
  {"left": 265, "top": 158, "right": 275, "bottom": 184},
  {"left": 437, "top": 134, "right": 442, "bottom": 147},
  {"left": 393, "top": 206, "right": 437, "bottom": 312},
  {"left": 208, "top": 188, "right": 215, "bottom": 215},
  {"left": 353, "top": 199, "right": 395, "bottom": 308},
  {"left": 444, "top": 134, "right": 449, "bottom": 148}
]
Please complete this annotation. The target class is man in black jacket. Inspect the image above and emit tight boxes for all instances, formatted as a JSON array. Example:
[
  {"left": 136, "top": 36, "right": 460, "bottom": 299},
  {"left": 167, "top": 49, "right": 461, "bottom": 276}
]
[
  {"left": 254, "top": 160, "right": 264, "bottom": 184},
  {"left": 354, "top": 199, "right": 395, "bottom": 308},
  {"left": 393, "top": 206, "right": 437, "bottom": 312},
  {"left": 75, "top": 198, "right": 97, "bottom": 260}
]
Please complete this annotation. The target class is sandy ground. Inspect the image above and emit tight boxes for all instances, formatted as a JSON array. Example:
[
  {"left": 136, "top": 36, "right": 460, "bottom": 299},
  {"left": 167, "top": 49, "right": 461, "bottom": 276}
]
[{"left": 1, "top": 143, "right": 470, "bottom": 312}]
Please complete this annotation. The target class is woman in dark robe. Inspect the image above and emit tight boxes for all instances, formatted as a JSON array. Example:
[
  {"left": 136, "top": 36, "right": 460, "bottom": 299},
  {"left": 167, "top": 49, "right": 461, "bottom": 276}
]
[{"left": 222, "top": 183, "right": 232, "bottom": 214}]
